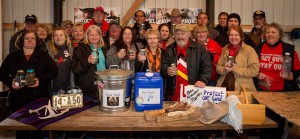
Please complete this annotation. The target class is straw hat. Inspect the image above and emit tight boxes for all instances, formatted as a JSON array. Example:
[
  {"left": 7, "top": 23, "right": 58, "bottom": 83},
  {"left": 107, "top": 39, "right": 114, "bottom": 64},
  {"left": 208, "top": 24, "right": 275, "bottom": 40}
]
[
  {"left": 199, "top": 101, "right": 229, "bottom": 124},
  {"left": 165, "top": 8, "right": 187, "bottom": 18}
]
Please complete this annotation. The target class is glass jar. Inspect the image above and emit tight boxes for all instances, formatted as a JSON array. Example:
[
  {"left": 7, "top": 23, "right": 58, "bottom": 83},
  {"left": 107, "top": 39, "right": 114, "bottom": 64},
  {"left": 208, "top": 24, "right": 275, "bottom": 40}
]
[
  {"left": 25, "top": 69, "right": 35, "bottom": 86},
  {"left": 91, "top": 48, "right": 99, "bottom": 64},
  {"left": 15, "top": 70, "right": 26, "bottom": 87}
]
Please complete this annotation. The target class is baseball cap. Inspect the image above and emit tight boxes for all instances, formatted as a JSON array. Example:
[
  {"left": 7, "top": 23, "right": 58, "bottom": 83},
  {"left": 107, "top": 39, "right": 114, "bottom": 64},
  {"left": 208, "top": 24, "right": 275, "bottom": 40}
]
[
  {"left": 110, "top": 20, "right": 121, "bottom": 27},
  {"left": 94, "top": 6, "right": 104, "bottom": 13},
  {"left": 175, "top": 24, "right": 190, "bottom": 32},
  {"left": 25, "top": 14, "right": 37, "bottom": 23},
  {"left": 253, "top": 10, "right": 266, "bottom": 18},
  {"left": 61, "top": 20, "right": 73, "bottom": 27}
]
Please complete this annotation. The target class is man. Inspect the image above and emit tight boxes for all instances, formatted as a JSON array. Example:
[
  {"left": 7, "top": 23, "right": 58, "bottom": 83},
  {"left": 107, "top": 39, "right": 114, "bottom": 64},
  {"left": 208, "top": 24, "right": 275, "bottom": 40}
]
[
  {"left": 132, "top": 10, "right": 152, "bottom": 48},
  {"left": 103, "top": 20, "right": 122, "bottom": 49},
  {"left": 9, "top": 14, "right": 38, "bottom": 53},
  {"left": 197, "top": 12, "right": 220, "bottom": 40},
  {"left": 214, "top": 12, "right": 228, "bottom": 36},
  {"left": 61, "top": 20, "right": 73, "bottom": 39},
  {"left": 215, "top": 13, "right": 256, "bottom": 48},
  {"left": 84, "top": 6, "right": 109, "bottom": 36},
  {"left": 166, "top": 8, "right": 186, "bottom": 34},
  {"left": 249, "top": 10, "right": 267, "bottom": 46},
  {"left": 161, "top": 24, "right": 212, "bottom": 101}
]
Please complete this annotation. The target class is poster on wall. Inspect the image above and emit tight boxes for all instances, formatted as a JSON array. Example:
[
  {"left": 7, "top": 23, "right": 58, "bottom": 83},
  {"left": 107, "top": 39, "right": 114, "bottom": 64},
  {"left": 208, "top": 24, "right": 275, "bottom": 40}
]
[
  {"left": 139, "top": 8, "right": 156, "bottom": 24},
  {"left": 74, "top": 8, "right": 94, "bottom": 23},
  {"left": 74, "top": 7, "right": 121, "bottom": 24},
  {"left": 156, "top": 8, "right": 202, "bottom": 24}
]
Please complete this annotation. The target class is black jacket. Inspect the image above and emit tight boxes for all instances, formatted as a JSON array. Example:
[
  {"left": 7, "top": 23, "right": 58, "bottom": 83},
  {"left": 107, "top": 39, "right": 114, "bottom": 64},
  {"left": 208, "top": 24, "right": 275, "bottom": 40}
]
[
  {"left": 215, "top": 33, "right": 256, "bottom": 48},
  {"left": 71, "top": 44, "right": 108, "bottom": 99},
  {"left": 132, "top": 21, "right": 152, "bottom": 47},
  {"left": 161, "top": 40, "right": 212, "bottom": 99},
  {"left": 0, "top": 49, "right": 58, "bottom": 112}
]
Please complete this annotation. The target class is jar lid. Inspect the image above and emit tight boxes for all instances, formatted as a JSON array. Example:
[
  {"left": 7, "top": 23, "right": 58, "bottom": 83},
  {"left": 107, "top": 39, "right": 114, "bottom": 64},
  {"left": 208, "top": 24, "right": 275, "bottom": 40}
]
[
  {"left": 26, "top": 69, "right": 34, "bottom": 73},
  {"left": 95, "top": 67, "right": 134, "bottom": 80}
]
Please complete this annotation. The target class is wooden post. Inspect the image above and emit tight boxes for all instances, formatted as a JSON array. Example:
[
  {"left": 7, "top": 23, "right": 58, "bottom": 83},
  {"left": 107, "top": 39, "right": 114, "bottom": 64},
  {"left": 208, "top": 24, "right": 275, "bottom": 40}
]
[{"left": 121, "top": 0, "right": 144, "bottom": 27}]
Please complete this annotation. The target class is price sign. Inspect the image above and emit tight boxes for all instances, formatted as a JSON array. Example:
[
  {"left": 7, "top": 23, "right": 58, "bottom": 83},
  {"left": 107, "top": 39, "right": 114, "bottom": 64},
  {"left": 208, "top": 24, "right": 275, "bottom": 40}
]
[{"left": 52, "top": 93, "right": 83, "bottom": 110}]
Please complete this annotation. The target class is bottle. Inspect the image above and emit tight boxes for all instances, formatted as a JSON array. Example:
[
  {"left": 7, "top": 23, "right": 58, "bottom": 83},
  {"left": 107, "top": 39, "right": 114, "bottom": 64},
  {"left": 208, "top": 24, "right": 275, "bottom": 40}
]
[
  {"left": 171, "top": 24, "right": 176, "bottom": 35},
  {"left": 25, "top": 69, "right": 35, "bottom": 86},
  {"left": 170, "top": 63, "right": 177, "bottom": 75},
  {"left": 15, "top": 70, "right": 26, "bottom": 87},
  {"left": 91, "top": 48, "right": 99, "bottom": 64},
  {"left": 281, "top": 52, "right": 292, "bottom": 77},
  {"left": 139, "top": 23, "right": 145, "bottom": 32},
  {"left": 227, "top": 56, "right": 234, "bottom": 67}
]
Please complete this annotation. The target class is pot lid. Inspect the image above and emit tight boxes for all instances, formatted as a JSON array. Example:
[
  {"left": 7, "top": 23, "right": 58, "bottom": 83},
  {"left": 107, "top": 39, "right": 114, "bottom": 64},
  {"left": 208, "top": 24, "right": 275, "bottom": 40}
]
[{"left": 95, "top": 67, "right": 134, "bottom": 80}]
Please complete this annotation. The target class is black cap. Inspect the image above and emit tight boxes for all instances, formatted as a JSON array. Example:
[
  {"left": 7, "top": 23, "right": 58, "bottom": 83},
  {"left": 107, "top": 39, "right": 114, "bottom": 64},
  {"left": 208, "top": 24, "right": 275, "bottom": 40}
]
[
  {"left": 25, "top": 14, "right": 37, "bottom": 23},
  {"left": 227, "top": 13, "right": 241, "bottom": 25},
  {"left": 253, "top": 10, "right": 266, "bottom": 18}
]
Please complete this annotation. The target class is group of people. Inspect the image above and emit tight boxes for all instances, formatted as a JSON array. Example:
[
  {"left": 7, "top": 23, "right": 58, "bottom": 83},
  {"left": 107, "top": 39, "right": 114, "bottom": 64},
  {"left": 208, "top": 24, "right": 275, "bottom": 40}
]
[{"left": 0, "top": 6, "right": 299, "bottom": 138}]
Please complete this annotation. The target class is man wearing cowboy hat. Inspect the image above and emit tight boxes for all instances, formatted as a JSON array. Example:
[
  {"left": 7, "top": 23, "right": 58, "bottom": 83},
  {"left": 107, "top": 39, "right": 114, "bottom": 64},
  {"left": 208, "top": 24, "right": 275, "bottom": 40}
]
[
  {"left": 249, "top": 10, "right": 267, "bottom": 46},
  {"left": 161, "top": 24, "right": 212, "bottom": 101},
  {"left": 166, "top": 8, "right": 187, "bottom": 32}
]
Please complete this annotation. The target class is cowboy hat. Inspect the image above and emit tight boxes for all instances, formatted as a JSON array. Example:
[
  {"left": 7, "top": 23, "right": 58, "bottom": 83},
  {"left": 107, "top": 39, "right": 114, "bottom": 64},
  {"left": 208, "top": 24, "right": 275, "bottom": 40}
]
[
  {"left": 165, "top": 8, "right": 187, "bottom": 18},
  {"left": 199, "top": 100, "right": 229, "bottom": 124}
]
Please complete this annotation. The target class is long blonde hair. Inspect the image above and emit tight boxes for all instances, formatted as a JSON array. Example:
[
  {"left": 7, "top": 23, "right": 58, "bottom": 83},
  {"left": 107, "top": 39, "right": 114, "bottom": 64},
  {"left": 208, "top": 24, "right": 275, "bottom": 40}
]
[
  {"left": 84, "top": 25, "right": 105, "bottom": 48},
  {"left": 50, "top": 26, "right": 72, "bottom": 55}
]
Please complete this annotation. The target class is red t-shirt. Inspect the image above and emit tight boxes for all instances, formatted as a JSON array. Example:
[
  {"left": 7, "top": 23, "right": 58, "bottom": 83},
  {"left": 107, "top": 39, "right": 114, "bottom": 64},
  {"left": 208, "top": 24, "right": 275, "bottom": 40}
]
[{"left": 259, "top": 42, "right": 300, "bottom": 91}]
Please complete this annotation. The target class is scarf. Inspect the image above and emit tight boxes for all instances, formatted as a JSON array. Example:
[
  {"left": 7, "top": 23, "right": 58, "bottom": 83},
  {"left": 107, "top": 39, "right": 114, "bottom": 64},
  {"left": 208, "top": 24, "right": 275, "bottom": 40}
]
[
  {"left": 91, "top": 44, "right": 106, "bottom": 71},
  {"left": 146, "top": 46, "right": 161, "bottom": 72},
  {"left": 221, "top": 95, "right": 243, "bottom": 134},
  {"left": 228, "top": 43, "right": 241, "bottom": 57}
]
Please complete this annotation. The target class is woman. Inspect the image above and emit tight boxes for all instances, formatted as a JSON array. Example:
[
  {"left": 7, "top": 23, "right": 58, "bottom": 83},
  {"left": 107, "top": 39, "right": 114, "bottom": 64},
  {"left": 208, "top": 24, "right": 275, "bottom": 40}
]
[
  {"left": 157, "top": 23, "right": 174, "bottom": 50},
  {"left": 216, "top": 26, "right": 259, "bottom": 91},
  {"left": 72, "top": 25, "right": 107, "bottom": 99},
  {"left": 256, "top": 22, "right": 300, "bottom": 91},
  {"left": 255, "top": 22, "right": 300, "bottom": 138},
  {"left": 46, "top": 27, "right": 74, "bottom": 93},
  {"left": 72, "top": 23, "right": 85, "bottom": 48},
  {"left": 35, "top": 24, "right": 51, "bottom": 52},
  {"left": 106, "top": 26, "right": 137, "bottom": 71},
  {"left": 0, "top": 30, "right": 58, "bottom": 112},
  {"left": 136, "top": 29, "right": 165, "bottom": 72},
  {"left": 193, "top": 25, "right": 222, "bottom": 86}
]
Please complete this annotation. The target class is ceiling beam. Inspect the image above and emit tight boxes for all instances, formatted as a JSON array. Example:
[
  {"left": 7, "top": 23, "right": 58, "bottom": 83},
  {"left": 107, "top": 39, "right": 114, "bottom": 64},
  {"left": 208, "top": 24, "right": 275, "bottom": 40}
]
[{"left": 121, "top": 0, "right": 144, "bottom": 27}]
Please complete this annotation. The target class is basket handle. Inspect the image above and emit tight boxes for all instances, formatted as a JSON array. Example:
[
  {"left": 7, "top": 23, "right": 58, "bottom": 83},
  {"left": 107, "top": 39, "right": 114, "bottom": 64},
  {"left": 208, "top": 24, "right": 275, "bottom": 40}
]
[
  {"left": 109, "top": 65, "right": 120, "bottom": 69},
  {"left": 239, "top": 85, "right": 249, "bottom": 104}
]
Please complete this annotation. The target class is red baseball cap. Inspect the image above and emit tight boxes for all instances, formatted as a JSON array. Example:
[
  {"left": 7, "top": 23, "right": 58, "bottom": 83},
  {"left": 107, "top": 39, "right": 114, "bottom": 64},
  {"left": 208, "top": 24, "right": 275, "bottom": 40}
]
[{"left": 94, "top": 6, "right": 104, "bottom": 13}]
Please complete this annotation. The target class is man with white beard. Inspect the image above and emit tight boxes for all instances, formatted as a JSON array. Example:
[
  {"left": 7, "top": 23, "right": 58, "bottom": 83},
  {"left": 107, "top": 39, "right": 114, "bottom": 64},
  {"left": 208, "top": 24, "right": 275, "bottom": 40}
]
[
  {"left": 161, "top": 24, "right": 212, "bottom": 101},
  {"left": 249, "top": 10, "right": 267, "bottom": 46}
]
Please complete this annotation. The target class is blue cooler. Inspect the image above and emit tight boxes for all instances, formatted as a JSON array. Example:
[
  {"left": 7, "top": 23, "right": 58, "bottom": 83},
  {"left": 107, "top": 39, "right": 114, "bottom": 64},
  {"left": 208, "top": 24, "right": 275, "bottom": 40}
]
[{"left": 134, "top": 72, "right": 163, "bottom": 112}]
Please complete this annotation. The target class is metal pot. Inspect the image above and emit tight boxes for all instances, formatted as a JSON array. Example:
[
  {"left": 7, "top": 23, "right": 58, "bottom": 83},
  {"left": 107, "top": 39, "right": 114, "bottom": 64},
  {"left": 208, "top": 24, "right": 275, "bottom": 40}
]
[{"left": 95, "top": 66, "right": 134, "bottom": 113}]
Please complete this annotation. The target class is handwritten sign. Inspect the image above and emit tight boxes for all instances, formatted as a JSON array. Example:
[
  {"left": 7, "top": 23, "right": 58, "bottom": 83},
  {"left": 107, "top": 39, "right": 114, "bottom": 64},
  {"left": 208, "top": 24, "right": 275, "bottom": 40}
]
[
  {"left": 137, "top": 88, "right": 161, "bottom": 104},
  {"left": 180, "top": 85, "right": 226, "bottom": 107}
]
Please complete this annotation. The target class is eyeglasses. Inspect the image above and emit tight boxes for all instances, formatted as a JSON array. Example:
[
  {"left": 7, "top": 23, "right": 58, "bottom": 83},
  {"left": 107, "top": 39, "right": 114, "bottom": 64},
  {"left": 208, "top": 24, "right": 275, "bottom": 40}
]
[{"left": 147, "top": 37, "right": 158, "bottom": 40}]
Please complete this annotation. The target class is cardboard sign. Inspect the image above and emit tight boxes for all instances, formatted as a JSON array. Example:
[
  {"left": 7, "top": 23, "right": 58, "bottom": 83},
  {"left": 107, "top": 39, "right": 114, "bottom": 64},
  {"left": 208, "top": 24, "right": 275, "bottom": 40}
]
[{"left": 180, "top": 85, "right": 226, "bottom": 107}]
